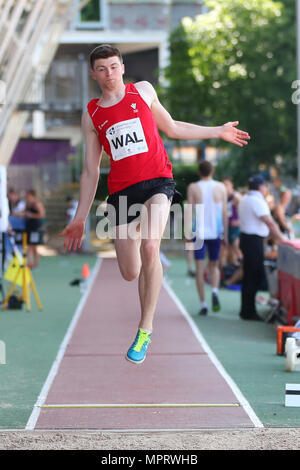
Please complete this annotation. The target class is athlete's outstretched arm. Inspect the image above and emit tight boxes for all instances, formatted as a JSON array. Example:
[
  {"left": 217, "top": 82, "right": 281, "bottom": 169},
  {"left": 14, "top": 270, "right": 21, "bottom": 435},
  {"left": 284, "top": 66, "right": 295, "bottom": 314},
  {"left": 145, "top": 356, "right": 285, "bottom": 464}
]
[
  {"left": 60, "top": 111, "right": 102, "bottom": 250},
  {"left": 136, "top": 81, "right": 250, "bottom": 147}
]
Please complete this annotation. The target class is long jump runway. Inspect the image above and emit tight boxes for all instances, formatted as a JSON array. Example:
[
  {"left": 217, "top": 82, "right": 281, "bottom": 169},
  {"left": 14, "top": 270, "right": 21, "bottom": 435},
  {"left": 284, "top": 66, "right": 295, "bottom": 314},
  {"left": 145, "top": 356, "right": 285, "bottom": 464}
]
[{"left": 27, "top": 258, "right": 263, "bottom": 430}]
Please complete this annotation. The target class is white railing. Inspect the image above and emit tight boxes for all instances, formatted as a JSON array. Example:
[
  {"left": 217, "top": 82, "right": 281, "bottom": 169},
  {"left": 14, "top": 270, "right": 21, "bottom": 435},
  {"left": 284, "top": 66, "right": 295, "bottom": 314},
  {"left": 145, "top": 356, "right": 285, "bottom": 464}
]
[{"left": 0, "top": 0, "right": 90, "bottom": 167}]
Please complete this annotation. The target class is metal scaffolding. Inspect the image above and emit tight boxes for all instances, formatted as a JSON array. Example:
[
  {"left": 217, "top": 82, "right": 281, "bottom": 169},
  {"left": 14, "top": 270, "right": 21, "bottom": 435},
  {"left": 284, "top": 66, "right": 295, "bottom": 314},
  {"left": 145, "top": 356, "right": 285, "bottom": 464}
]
[{"left": 0, "top": 0, "right": 89, "bottom": 167}]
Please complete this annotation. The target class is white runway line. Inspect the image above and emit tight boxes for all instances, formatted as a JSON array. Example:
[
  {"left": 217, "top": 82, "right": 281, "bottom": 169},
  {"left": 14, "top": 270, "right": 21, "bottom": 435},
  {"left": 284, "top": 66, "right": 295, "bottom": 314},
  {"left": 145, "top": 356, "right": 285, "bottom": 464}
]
[
  {"left": 163, "top": 278, "right": 264, "bottom": 428},
  {"left": 25, "top": 257, "right": 103, "bottom": 430},
  {"left": 41, "top": 403, "right": 240, "bottom": 409}
]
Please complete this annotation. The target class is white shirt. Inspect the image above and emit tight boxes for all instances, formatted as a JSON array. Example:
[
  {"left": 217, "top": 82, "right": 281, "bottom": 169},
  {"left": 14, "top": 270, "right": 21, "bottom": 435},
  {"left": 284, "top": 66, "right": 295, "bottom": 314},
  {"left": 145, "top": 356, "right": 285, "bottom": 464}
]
[
  {"left": 238, "top": 190, "right": 270, "bottom": 237},
  {"left": 0, "top": 197, "right": 9, "bottom": 232},
  {"left": 66, "top": 200, "right": 78, "bottom": 222},
  {"left": 13, "top": 200, "right": 26, "bottom": 212},
  {"left": 194, "top": 179, "right": 223, "bottom": 240}
]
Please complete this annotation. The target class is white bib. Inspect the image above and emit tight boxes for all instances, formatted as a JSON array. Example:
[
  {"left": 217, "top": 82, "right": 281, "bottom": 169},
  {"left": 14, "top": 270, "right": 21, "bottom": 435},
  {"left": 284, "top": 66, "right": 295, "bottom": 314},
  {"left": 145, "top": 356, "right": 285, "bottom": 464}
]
[{"left": 106, "top": 118, "right": 148, "bottom": 161}]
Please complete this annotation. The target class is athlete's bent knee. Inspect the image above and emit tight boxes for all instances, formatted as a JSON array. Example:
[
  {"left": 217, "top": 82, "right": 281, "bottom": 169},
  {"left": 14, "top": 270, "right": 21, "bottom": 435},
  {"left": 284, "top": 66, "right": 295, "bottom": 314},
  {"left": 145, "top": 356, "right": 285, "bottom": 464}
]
[
  {"left": 140, "top": 240, "right": 159, "bottom": 266},
  {"left": 120, "top": 267, "right": 140, "bottom": 282}
]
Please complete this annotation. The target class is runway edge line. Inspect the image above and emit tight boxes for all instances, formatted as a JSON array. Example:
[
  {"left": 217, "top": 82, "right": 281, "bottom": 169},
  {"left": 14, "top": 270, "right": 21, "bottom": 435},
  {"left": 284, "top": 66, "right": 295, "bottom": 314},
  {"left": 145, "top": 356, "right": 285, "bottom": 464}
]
[
  {"left": 25, "top": 257, "right": 103, "bottom": 430},
  {"left": 162, "top": 277, "right": 264, "bottom": 429}
]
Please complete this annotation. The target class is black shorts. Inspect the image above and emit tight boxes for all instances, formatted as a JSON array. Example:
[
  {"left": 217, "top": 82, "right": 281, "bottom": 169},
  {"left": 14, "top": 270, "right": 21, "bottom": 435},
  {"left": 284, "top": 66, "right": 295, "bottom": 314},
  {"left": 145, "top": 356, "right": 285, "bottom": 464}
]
[{"left": 105, "top": 177, "right": 182, "bottom": 226}]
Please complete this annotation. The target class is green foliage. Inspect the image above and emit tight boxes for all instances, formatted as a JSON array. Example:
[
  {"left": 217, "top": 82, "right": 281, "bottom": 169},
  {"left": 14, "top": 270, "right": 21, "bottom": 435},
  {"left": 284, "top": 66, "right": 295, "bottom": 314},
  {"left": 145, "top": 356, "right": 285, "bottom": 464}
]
[
  {"left": 213, "top": 148, "right": 254, "bottom": 187},
  {"left": 172, "top": 163, "right": 199, "bottom": 200},
  {"left": 80, "top": 0, "right": 100, "bottom": 22},
  {"left": 160, "top": 0, "right": 297, "bottom": 181}
]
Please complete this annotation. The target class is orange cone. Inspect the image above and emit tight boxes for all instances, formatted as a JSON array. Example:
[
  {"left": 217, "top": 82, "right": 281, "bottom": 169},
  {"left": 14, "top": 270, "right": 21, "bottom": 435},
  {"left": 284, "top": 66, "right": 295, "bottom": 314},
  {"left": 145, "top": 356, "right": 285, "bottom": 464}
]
[{"left": 81, "top": 263, "right": 90, "bottom": 279}]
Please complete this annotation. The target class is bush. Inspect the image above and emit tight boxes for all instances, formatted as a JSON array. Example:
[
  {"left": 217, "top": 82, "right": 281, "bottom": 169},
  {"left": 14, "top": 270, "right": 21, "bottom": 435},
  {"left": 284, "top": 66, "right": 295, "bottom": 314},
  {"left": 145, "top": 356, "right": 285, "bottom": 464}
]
[{"left": 172, "top": 163, "right": 199, "bottom": 201}]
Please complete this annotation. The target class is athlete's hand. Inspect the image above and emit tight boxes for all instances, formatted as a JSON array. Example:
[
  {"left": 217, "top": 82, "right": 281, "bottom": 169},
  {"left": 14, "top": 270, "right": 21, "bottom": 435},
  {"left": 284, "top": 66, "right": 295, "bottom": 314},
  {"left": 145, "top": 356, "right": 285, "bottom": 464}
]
[
  {"left": 59, "top": 219, "right": 85, "bottom": 251},
  {"left": 219, "top": 121, "right": 250, "bottom": 147}
]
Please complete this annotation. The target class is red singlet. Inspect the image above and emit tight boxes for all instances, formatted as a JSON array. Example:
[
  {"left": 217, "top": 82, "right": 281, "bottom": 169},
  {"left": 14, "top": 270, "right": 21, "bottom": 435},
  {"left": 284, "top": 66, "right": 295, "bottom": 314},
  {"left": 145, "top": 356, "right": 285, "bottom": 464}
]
[{"left": 87, "top": 83, "right": 173, "bottom": 194}]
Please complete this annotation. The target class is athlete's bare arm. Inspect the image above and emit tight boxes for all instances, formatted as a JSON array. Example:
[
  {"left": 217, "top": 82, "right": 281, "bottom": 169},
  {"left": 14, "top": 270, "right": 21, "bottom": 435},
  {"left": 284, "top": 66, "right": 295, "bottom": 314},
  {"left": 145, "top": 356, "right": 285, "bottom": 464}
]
[
  {"left": 60, "top": 111, "right": 102, "bottom": 250},
  {"left": 76, "top": 111, "right": 102, "bottom": 220},
  {"left": 135, "top": 81, "right": 250, "bottom": 147},
  {"left": 215, "top": 182, "right": 228, "bottom": 244}
]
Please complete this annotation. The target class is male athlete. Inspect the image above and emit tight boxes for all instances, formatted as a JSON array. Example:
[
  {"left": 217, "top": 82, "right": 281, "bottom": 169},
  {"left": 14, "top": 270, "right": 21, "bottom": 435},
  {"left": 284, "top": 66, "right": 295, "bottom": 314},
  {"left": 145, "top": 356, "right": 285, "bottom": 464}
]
[
  {"left": 60, "top": 44, "right": 250, "bottom": 364},
  {"left": 186, "top": 160, "right": 228, "bottom": 316}
]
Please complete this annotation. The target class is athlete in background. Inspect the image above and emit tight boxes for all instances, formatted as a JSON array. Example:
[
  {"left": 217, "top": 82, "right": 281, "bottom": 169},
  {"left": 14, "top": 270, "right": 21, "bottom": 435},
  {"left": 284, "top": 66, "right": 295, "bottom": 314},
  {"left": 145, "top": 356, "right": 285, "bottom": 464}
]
[
  {"left": 186, "top": 161, "right": 227, "bottom": 316},
  {"left": 60, "top": 44, "right": 250, "bottom": 364}
]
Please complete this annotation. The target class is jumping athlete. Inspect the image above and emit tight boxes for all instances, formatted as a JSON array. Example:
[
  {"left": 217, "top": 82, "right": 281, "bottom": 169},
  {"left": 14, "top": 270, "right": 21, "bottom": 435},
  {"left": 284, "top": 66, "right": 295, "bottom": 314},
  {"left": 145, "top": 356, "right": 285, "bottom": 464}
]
[{"left": 60, "top": 44, "right": 250, "bottom": 364}]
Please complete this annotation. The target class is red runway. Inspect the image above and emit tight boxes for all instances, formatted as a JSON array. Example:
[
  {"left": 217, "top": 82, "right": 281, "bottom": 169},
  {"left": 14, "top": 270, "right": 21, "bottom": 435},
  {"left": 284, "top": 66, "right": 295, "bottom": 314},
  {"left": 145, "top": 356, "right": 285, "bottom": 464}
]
[{"left": 32, "top": 258, "right": 259, "bottom": 430}]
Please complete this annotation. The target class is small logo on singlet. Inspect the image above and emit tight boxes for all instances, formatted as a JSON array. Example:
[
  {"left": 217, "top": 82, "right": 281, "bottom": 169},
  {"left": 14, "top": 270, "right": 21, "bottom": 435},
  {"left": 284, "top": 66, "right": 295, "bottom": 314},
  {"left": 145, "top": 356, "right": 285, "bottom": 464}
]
[
  {"left": 131, "top": 103, "right": 138, "bottom": 113},
  {"left": 108, "top": 126, "right": 116, "bottom": 135}
]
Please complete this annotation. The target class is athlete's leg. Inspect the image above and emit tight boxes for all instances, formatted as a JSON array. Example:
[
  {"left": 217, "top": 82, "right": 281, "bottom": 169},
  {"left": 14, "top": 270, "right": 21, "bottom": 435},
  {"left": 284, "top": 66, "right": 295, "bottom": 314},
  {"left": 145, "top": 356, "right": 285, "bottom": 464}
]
[
  {"left": 231, "top": 236, "right": 242, "bottom": 265},
  {"left": 207, "top": 239, "right": 221, "bottom": 311},
  {"left": 114, "top": 224, "right": 141, "bottom": 281},
  {"left": 28, "top": 245, "right": 34, "bottom": 267},
  {"left": 206, "top": 239, "right": 221, "bottom": 289},
  {"left": 195, "top": 259, "right": 206, "bottom": 303},
  {"left": 194, "top": 241, "right": 206, "bottom": 305},
  {"left": 33, "top": 245, "right": 40, "bottom": 267},
  {"left": 138, "top": 193, "right": 171, "bottom": 332},
  {"left": 208, "top": 260, "right": 220, "bottom": 289}
]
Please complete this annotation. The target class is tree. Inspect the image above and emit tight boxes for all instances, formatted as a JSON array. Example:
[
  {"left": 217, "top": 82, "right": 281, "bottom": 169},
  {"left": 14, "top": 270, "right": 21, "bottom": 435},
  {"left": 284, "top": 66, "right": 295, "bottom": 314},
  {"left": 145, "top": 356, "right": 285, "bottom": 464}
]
[{"left": 160, "top": 0, "right": 297, "bottom": 185}]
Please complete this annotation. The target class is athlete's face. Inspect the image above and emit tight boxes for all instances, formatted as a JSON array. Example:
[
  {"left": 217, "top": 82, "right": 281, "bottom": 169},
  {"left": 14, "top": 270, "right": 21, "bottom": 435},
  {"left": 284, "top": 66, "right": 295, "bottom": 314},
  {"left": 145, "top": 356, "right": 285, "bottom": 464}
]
[{"left": 91, "top": 56, "right": 124, "bottom": 90}]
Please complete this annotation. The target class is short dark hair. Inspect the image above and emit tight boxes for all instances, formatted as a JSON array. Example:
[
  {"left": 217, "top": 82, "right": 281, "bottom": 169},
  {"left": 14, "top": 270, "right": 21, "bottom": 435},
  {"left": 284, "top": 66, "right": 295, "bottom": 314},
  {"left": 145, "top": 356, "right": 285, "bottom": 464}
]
[
  {"left": 198, "top": 160, "right": 213, "bottom": 177},
  {"left": 90, "top": 44, "right": 123, "bottom": 69},
  {"left": 26, "top": 189, "right": 36, "bottom": 197},
  {"left": 248, "top": 174, "right": 266, "bottom": 190}
]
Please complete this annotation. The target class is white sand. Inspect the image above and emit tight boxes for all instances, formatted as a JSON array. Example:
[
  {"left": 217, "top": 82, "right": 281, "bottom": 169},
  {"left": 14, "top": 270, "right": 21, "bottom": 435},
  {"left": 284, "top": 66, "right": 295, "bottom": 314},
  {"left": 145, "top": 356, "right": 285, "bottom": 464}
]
[{"left": 0, "top": 428, "right": 299, "bottom": 450}]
